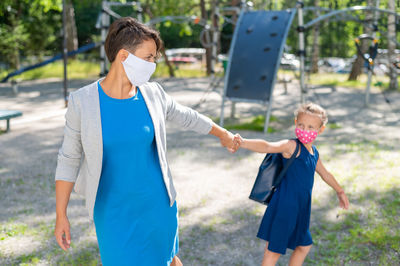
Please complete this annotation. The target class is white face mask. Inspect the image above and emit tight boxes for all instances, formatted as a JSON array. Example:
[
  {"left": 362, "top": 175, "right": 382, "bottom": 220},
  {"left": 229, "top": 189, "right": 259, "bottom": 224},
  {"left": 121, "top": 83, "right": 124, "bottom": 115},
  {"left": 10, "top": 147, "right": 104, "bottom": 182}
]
[{"left": 122, "top": 52, "right": 156, "bottom": 86}]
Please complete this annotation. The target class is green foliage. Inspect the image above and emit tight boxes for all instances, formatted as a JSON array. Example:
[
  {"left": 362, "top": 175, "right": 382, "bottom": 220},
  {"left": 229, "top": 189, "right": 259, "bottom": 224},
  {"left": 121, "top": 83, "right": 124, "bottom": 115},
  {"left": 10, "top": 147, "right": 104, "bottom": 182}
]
[
  {"left": 0, "top": 0, "right": 62, "bottom": 69},
  {"left": 1, "top": 0, "right": 400, "bottom": 80}
]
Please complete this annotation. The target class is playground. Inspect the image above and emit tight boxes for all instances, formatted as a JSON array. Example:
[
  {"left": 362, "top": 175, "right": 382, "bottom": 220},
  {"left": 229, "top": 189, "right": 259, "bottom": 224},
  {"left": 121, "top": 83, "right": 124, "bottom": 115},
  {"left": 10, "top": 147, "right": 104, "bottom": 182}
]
[
  {"left": 0, "top": 76, "right": 399, "bottom": 265},
  {"left": 0, "top": 0, "right": 399, "bottom": 265}
]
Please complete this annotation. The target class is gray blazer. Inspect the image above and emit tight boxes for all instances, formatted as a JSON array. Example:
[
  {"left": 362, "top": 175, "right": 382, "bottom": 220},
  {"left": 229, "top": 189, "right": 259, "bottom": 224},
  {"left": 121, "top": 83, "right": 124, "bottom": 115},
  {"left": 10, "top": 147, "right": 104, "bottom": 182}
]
[{"left": 55, "top": 79, "right": 213, "bottom": 220}]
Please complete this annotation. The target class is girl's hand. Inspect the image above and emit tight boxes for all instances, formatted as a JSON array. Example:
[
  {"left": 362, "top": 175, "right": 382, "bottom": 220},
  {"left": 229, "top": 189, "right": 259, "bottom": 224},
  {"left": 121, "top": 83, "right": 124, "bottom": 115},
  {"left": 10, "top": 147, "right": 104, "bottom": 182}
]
[
  {"left": 233, "top": 133, "right": 243, "bottom": 147},
  {"left": 337, "top": 190, "right": 349, "bottom": 209},
  {"left": 54, "top": 214, "right": 71, "bottom": 251}
]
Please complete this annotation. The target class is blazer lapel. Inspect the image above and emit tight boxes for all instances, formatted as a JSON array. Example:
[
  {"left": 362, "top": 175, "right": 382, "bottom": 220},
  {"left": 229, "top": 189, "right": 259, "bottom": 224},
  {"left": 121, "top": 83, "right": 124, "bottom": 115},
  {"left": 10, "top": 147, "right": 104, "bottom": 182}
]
[
  {"left": 139, "top": 84, "right": 160, "bottom": 137},
  {"left": 89, "top": 80, "right": 103, "bottom": 177}
]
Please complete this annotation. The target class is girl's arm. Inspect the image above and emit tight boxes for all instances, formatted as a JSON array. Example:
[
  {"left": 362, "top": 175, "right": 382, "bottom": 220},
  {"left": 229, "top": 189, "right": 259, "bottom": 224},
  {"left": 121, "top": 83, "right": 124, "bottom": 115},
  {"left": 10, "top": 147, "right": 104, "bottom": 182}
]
[
  {"left": 235, "top": 134, "right": 295, "bottom": 155},
  {"left": 316, "top": 158, "right": 350, "bottom": 209}
]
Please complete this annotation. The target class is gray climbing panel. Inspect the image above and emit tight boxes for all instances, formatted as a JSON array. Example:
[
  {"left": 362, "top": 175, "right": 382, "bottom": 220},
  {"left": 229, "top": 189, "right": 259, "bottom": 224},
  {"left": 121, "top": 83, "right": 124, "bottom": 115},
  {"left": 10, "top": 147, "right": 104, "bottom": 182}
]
[{"left": 224, "top": 10, "right": 296, "bottom": 102}]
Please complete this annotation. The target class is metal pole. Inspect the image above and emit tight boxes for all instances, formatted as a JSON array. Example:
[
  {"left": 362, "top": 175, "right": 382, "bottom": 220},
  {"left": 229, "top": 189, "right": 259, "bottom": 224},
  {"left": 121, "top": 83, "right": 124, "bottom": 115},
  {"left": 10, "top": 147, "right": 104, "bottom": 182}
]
[
  {"left": 365, "top": 0, "right": 380, "bottom": 106},
  {"left": 62, "top": 0, "right": 68, "bottom": 107},
  {"left": 264, "top": 101, "right": 273, "bottom": 134},
  {"left": 137, "top": 2, "right": 143, "bottom": 22},
  {"left": 297, "top": 1, "right": 306, "bottom": 104},
  {"left": 210, "top": 0, "right": 219, "bottom": 76},
  {"left": 100, "top": 1, "right": 108, "bottom": 76}
]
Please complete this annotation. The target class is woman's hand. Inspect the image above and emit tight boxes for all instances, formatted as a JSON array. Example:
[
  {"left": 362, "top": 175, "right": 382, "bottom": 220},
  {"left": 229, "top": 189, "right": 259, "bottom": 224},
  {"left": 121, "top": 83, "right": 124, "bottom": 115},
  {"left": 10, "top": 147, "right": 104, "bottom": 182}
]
[
  {"left": 54, "top": 214, "right": 71, "bottom": 251},
  {"left": 219, "top": 130, "right": 239, "bottom": 153},
  {"left": 233, "top": 133, "right": 243, "bottom": 147},
  {"left": 337, "top": 190, "right": 349, "bottom": 209}
]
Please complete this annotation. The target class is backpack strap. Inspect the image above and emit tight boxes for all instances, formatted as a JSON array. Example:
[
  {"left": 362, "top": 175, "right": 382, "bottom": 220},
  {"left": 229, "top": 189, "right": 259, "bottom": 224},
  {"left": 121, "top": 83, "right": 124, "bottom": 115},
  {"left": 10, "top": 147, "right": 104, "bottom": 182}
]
[{"left": 273, "top": 139, "right": 300, "bottom": 186}]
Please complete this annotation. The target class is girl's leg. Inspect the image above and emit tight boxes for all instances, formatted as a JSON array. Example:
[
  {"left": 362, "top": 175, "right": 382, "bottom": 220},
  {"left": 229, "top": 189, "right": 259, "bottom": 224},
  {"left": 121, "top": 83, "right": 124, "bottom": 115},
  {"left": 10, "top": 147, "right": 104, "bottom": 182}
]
[
  {"left": 261, "top": 242, "right": 281, "bottom": 266},
  {"left": 171, "top": 256, "right": 183, "bottom": 266},
  {"left": 288, "top": 244, "right": 312, "bottom": 266}
]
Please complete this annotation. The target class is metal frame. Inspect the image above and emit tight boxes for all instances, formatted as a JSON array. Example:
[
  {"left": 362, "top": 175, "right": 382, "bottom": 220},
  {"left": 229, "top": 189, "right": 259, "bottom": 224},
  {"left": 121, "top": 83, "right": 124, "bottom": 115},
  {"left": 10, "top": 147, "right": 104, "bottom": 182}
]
[
  {"left": 296, "top": 3, "right": 399, "bottom": 104},
  {"left": 220, "top": 8, "right": 297, "bottom": 134},
  {"left": 99, "top": 1, "right": 142, "bottom": 76}
]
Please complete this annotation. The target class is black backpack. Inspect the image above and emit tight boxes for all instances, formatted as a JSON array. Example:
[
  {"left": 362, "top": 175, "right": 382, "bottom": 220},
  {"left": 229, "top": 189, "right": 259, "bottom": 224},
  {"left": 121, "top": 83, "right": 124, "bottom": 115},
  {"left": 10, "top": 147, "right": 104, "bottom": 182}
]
[{"left": 249, "top": 139, "right": 300, "bottom": 205}]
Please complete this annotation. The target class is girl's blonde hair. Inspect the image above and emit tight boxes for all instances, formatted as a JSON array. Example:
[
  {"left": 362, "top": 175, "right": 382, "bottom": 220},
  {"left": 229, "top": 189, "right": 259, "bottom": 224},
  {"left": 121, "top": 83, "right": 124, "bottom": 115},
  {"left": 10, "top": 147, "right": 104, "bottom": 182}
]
[{"left": 294, "top": 102, "right": 328, "bottom": 126}]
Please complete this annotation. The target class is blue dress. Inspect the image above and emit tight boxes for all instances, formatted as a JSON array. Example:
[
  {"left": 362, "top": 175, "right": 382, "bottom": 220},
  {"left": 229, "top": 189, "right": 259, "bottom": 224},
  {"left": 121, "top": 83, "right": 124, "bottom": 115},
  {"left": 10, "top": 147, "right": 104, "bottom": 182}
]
[
  {"left": 93, "top": 82, "right": 179, "bottom": 265},
  {"left": 257, "top": 141, "right": 319, "bottom": 255}
]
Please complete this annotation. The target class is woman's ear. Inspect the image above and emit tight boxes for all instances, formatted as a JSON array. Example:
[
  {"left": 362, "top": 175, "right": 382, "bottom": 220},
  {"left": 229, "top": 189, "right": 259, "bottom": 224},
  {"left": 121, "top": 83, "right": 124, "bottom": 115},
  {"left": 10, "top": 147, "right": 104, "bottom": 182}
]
[
  {"left": 294, "top": 118, "right": 297, "bottom": 127},
  {"left": 117, "top": 49, "right": 129, "bottom": 62}
]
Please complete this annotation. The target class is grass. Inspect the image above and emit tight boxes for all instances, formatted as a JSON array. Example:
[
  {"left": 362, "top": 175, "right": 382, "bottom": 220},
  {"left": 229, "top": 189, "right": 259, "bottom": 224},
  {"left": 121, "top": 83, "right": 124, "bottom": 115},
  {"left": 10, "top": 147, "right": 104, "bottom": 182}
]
[
  {"left": 153, "top": 62, "right": 208, "bottom": 78},
  {"left": 0, "top": 60, "right": 210, "bottom": 82},
  {"left": 327, "top": 122, "right": 342, "bottom": 129},
  {"left": 0, "top": 223, "right": 28, "bottom": 240},
  {"left": 306, "top": 72, "right": 400, "bottom": 91},
  {"left": 213, "top": 115, "right": 279, "bottom": 133},
  {"left": 305, "top": 140, "right": 400, "bottom": 264},
  {"left": 0, "top": 60, "right": 100, "bottom": 82},
  {"left": 308, "top": 189, "right": 400, "bottom": 265}
]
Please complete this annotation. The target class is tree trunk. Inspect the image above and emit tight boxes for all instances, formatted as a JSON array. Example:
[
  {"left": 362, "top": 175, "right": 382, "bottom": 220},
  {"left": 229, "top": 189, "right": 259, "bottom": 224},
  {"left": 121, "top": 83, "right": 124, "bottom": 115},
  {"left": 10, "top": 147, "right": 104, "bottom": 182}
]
[
  {"left": 211, "top": 0, "right": 220, "bottom": 75},
  {"left": 348, "top": 0, "right": 373, "bottom": 81},
  {"left": 311, "top": 0, "right": 320, "bottom": 73},
  {"left": 66, "top": 0, "right": 78, "bottom": 52},
  {"left": 201, "top": 0, "right": 212, "bottom": 75},
  {"left": 161, "top": 46, "right": 175, "bottom": 77},
  {"left": 387, "top": 0, "right": 398, "bottom": 90}
]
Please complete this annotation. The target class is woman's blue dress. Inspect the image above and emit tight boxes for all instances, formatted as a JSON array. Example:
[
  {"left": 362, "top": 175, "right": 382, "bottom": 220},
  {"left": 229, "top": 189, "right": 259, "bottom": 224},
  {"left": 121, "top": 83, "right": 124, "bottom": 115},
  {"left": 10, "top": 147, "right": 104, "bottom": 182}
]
[
  {"left": 257, "top": 141, "right": 319, "bottom": 255},
  {"left": 93, "top": 82, "right": 179, "bottom": 265}
]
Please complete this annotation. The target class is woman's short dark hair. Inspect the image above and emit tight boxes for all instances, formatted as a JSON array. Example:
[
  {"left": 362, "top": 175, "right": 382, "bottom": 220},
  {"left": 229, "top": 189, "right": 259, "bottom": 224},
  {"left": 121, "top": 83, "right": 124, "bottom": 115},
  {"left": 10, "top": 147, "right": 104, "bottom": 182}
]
[{"left": 105, "top": 17, "right": 163, "bottom": 62}]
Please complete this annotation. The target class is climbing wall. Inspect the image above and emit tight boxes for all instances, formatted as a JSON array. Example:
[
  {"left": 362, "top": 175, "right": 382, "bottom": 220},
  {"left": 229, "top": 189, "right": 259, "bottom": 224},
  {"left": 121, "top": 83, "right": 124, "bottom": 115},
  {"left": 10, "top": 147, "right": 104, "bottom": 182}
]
[{"left": 224, "top": 10, "right": 296, "bottom": 102}]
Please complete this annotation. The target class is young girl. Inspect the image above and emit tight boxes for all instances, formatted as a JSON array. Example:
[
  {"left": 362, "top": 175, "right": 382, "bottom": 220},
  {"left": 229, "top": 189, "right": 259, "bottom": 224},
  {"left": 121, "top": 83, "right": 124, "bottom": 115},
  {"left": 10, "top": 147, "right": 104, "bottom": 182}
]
[{"left": 234, "top": 103, "right": 349, "bottom": 266}]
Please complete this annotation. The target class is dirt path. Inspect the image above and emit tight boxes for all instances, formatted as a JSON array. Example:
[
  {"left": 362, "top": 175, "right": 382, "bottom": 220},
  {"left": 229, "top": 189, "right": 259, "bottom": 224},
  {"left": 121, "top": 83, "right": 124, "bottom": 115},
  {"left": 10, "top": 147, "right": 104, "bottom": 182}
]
[{"left": 0, "top": 77, "right": 399, "bottom": 265}]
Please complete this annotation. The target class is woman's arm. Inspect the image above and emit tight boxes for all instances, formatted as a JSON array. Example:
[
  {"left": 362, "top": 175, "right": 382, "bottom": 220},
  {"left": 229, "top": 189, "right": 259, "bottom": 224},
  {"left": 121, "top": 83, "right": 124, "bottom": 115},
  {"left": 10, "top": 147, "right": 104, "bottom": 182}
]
[
  {"left": 55, "top": 180, "right": 74, "bottom": 251},
  {"left": 316, "top": 158, "right": 349, "bottom": 209},
  {"left": 157, "top": 83, "right": 213, "bottom": 134},
  {"left": 54, "top": 92, "right": 83, "bottom": 250},
  {"left": 157, "top": 83, "right": 236, "bottom": 151}
]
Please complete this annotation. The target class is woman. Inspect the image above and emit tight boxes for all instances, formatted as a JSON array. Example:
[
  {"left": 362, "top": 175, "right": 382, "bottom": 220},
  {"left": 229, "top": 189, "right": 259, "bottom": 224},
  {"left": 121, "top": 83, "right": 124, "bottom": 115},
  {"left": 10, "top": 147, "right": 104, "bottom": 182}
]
[{"left": 54, "top": 17, "right": 237, "bottom": 265}]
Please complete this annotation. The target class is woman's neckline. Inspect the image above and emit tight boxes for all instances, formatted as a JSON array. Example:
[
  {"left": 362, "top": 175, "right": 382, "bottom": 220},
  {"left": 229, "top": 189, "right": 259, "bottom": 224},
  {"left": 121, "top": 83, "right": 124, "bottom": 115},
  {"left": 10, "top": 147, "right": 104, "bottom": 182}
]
[{"left": 98, "top": 81, "right": 139, "bottom": 101}]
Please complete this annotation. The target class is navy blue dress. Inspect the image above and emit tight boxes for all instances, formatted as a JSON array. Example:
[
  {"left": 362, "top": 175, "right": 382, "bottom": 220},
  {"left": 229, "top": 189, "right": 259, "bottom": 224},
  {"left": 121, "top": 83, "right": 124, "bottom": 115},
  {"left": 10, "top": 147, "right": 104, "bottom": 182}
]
[
  {"left": 257, "top": 141, "right": 319, "bottom": 255},
  {"left": 93, "top": 82, "right": 179, "bottom": 265}
]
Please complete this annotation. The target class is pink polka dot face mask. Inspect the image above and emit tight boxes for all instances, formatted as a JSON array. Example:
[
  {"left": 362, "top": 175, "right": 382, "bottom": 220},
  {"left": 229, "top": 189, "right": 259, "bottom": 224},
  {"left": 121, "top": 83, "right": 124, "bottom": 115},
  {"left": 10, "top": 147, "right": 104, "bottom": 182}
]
[{"left": 295, "top": 128, "right": 318, "bottom": 144}]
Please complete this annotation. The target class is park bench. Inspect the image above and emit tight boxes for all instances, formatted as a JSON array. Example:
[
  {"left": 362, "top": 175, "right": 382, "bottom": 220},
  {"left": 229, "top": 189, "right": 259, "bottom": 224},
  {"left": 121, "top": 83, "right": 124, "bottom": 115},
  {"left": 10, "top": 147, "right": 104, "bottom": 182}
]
[{"left": 0, "top": 110, "right": 23, "bottom": 133}]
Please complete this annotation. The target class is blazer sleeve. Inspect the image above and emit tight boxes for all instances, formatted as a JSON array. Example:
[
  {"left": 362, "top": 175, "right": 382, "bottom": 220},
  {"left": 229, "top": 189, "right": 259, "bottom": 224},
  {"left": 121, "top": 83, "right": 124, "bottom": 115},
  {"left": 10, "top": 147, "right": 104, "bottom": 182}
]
[
  {"left": 156, "top": 82, "right": 213, "bottom": 134},
  {"left": 54, "top": 92, "right": 83, "bottom": 183}
]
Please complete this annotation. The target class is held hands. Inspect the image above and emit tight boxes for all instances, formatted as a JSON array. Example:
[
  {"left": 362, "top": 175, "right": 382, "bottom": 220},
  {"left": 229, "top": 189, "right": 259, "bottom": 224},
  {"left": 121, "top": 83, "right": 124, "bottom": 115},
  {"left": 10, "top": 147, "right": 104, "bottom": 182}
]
[
  {"left": 220, "top": 132, "right": 244, "bottom": 153},
  {"left": 219, "top": 130, "right": 239, "bottom": 153},
  {"left": 337, "top": 190, "right": 350, "bottom": 209},
  {"left": 233, "top": 133, "right": 243, "bottom": 147}
]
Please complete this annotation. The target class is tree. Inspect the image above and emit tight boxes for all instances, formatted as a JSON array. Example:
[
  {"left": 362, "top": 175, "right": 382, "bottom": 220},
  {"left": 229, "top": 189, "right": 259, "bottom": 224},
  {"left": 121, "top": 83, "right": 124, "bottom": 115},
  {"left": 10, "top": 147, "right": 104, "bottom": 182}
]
[
  {"left": 0, "top": 0, "right": 62, "bottom": 69},
  {"left": 200, "top": 0, "right": 212, "bottom": 75},
  {"left": 65, "top": 0, "right": 78, "bottom": 52},
  {"left": 310, "top": 0, "right": 320, "bottom": 73},
  {"left": 348, "top": 0, "right": 374, "bottom": 81}
]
